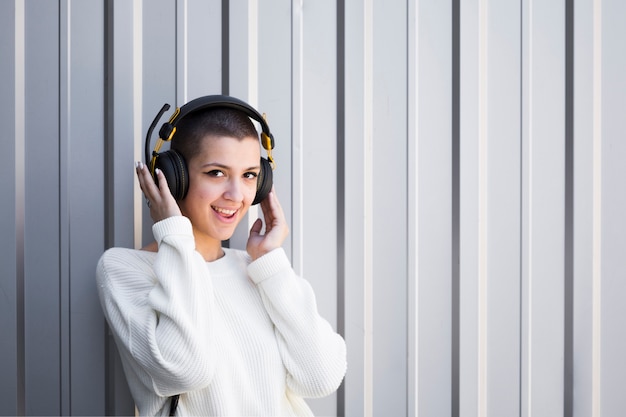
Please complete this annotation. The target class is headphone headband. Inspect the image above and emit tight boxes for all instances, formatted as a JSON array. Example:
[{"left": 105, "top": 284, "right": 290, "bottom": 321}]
[
  {"left": 163, "top": 95, "right": 272, "bottom": 140},
  {"left": 145, "top": 95, "right": 276, "bottom": 174},
  {"left": 144, "top": 95, "right": 276, "bottom": 203}
]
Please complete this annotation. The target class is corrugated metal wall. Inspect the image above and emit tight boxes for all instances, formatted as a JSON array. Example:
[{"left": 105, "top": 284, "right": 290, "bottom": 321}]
[{"left": 1, "top": 0, "right": 625, "bottom": 416}]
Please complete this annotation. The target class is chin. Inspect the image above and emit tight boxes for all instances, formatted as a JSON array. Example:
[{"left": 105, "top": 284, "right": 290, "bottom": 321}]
[{"left": 214, "top": 226, "right": 239, "bottom": 242}]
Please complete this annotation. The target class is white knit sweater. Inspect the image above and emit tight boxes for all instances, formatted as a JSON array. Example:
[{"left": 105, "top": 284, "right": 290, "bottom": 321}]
[{"left": 96, "top": 216, "right": 347, "bottom": 416}]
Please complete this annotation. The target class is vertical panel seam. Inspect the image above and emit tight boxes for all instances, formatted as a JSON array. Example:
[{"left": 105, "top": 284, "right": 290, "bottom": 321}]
[
  {"left": 478, "top": 0, "right": 488, "bottom": 414},
  {"left": 219, "top": 0, "right": 231, "bottom": 249},
  {"left": 564, "top": 0, "right": 575, "bottom": 415},
  {"left": 451, "top": 0, "right": 461, "bottom": 415},
  {"left": 407, "top": 0, "right": 419, "bottom": 415},
  {"left": 290, "top": 0, "right": 304, "bottom": 274},
  {"left": 132, "top": 0, "right": 143, "bottom": 250},
  {"left": 103, "top": 1, "right": 113, "bottom": 410},
  {"left": 336, "top": 0, "right": 346, "bottom": 416},
  {"left": 59, "top": 0, "right": 72, "bottom": 414},
  {"left": 14, "top": 0, "right": 26, "bottom": 414},
  {"left": 518, "top": 1, "right": 524, "bottom": 416},
  {"left": 525, "top": 0, "right": 535, "bottom": 412},
  {"left": 221, "top": 0, "right": 229, "bottom": 95},
  {"left": 363, "top": 0, "right": 374, "bottom": 415},
  {"left": 591, "top": 0, "right": 602, "bottom": 415},
  {"left": 176, "top": 0, "right": 188, "bottom": 103}
]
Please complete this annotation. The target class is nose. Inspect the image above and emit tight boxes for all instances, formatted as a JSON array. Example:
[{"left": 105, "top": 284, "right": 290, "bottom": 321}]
[{"left": 223, "top": 178, "right": 244, "bottom": 202}]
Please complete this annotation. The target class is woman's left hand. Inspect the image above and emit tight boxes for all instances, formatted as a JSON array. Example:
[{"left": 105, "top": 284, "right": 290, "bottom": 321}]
[{"left": 247, "top": 187, "right": 289, "bottom": 261}]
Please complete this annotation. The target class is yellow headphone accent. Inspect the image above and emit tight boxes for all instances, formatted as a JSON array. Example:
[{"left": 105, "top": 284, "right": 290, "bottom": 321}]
[
  {"left": 149, "top": 107, "right": 181, "bottom": 173},
  {"left": 145, "top": 96, "right": 276, "bottom": 204},
  {"left": 261, "top": 113, "right": 275, "bottom": 169}
]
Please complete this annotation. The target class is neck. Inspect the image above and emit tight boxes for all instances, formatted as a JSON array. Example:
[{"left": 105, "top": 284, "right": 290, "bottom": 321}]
[{"left": 193, "top": 235, "right": 225, "bottom": 262}]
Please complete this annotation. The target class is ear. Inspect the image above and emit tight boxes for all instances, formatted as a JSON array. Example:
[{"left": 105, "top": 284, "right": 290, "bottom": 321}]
[{"left": 252, "top": 157, "right": 273, "bottom": 205}]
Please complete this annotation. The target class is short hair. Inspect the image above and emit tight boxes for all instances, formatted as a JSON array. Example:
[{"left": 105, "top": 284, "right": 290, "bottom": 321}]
[{"left": 171, "top": 108, "right": 259, "bottom": 163}]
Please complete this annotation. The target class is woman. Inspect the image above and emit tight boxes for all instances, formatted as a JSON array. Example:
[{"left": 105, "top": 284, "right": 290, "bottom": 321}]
[{"left": 96, "top": 96, "right": 347, "bottom": 416}]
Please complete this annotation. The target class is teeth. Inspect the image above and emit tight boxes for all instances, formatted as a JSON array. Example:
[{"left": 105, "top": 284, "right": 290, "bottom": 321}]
[{"left": 213, "top": 206, "right": 237, "bottom": 216}]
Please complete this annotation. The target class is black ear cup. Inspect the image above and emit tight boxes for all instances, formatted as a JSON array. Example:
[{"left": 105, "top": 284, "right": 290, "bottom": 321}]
[
  {"left": 253, "top": 157, "right": 273, "bottom": 205},
  {"left": 154, "top": 150, "right": 270, "bottom": 205},
  {"left": 153, "top": 149, "right": 189, "bottom": 201},
  {"left": 146, "top": 96, "right": 276, "bottom": 205}
]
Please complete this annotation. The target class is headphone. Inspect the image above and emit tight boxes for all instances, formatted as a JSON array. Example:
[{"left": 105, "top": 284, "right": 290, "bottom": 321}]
[{"left": 144, "top": 95, "right": 275, "bottom": 205}]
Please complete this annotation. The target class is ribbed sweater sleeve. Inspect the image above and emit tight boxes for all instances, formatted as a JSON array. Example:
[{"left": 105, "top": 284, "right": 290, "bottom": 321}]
[
  {"left": 247, "top": 248, "right": 347, "bottom": 398},
  {"left": 97, "top": 216, "right": 215, "bottom": 397}
]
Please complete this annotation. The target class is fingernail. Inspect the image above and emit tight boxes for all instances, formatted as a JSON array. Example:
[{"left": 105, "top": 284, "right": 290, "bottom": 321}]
[{"left": 155, "top": 168, "right": 161, "bottom": 175}]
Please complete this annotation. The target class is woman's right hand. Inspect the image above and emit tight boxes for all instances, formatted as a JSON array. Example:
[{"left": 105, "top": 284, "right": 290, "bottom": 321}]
[{"left": 136, "top": 161, "right": 182, "bottom": 222}]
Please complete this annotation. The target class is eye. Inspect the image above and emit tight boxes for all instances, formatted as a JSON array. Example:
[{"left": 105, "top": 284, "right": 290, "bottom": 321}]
[
  {"left": 244, "top": 171, "right": 258, "bottom": 180},
  {"left": 205, "top": 170, "right": 225, "bottom": 178}
]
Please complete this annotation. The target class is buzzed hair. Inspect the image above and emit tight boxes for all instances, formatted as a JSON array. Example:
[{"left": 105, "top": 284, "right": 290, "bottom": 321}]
[{"left": 171, "top": 108, "right": 259, "bottom": 163}]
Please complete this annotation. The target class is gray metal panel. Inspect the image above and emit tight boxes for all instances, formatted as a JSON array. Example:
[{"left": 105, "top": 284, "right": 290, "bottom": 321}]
[
  {"left": 2, "top": 0, "right": 626, "bottom": 416},
  {"left": 104, "top": 0, "right": 146, "bottom": 414},
  {"left": 342, "top": 0, "right": 371, "bottom": 415},
  {"left": 371, "top": 0, "right": 407, "bottom": 414},
  {"left": 600, "top": 0, "right": 626, "bottom": 413},
  {"left": 414, "top": 0, "right": 453, "bottom": 414},
  {"left": 485, "top": 0, "right": 522, "bottom": 414},
  {"left": 573, "top": 0, "right": 594, "bottom": 415},
  {"left": 258, "top": 0, "right": 293, "bottom": 261},
  {"left": 60, "top": 1, "right": 72, "bottom": 414},
  {"left": 298, "top": 1, "right": 340, "bottom": 414},
  {"left": 0, "top": 1, "right": 19, "bottom": 415},
  {"left": 458, "top": 0, "right": 483, "bottom": 414},
  {"left": 65, "top": 1, "right": 107, "bottom": 414},
  {"left": 109, "top": 0, "right": 141, "bottom": 250},
  {"left": 23, "top": 1, "right": 61, "bottom": 414},
  {"left": 185, "top": 0, "right": 222, "bottom": 98},
  {"left": 142, "top": 0, "right": 178, "bottom": 246},
  {"left": 521, "top": 0, "right": 566, "bottom": 415},
  {"left": 573, "top": 3, "right": 597, "bottom": 417},
  {"left": 142, "top": 0, "right": 177, "bottom": 123}
]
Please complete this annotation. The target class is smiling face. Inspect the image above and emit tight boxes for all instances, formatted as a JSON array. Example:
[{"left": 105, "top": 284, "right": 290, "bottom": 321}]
[{"left": 177, "top": 134, "right": 261, "bottom": 253}]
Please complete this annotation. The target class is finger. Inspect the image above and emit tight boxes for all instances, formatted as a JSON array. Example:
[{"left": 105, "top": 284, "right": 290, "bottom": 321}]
[
  {"left": 260, "top": 188, "right": 276, "bottom": 211},
  {"left": 250, "top": 218, "right": 263, "bottom": 235},
  {"left": 135, "top": 163, "right": 156, "bottom": 209},
  {"left": 138, "top": 163, "right": 168, "bottom": 208},
  {"left": 135, "top": 162, "right": 154, "bottom": 196},
  {"left": 155, "top": 168, "right": 170, "bottom": 195},
  {"left": 136, "top": 161, "right": 153, "bottom": 184},
  {"left": 268, "top": 187, "right": 284, "bottom": 214},
  {"left": 263, "top": 189, "right": 285, "bottom": 227},
  {"left": 260, "top": 195, "right": 275, "bottom": 228}
]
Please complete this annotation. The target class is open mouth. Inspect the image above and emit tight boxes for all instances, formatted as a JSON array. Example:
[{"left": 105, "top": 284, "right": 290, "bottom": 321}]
[{"left": 212, "top": 206, "right": 237, "bottom": 219}]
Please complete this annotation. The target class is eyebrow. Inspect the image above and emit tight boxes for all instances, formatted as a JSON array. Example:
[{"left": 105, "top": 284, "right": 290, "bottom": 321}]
[{"left": 201, "top": 162, "right": 261, "bottom": 171}]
